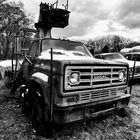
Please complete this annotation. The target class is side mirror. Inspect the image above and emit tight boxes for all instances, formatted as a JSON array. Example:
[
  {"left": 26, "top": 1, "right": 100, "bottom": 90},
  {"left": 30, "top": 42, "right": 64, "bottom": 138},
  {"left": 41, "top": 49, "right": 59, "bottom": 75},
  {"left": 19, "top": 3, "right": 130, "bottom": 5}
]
[{"left": 14, "top": 36, "right": 22, "bottom": 54}]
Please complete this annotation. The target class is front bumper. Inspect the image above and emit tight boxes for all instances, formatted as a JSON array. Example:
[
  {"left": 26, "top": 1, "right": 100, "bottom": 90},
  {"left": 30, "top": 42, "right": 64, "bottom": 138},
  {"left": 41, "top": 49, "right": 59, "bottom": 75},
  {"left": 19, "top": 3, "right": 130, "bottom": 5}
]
[{"left": 53, "top": 94, "right": 130, "bottom": 124}]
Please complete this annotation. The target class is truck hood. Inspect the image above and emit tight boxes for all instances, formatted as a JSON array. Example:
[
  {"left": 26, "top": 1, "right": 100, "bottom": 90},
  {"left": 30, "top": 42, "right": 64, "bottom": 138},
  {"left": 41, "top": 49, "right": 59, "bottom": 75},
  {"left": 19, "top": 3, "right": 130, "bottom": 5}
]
[
  {"left": 38, "top": 50, "right": 128, "bottom": 66},
  {"left": 38, "top": 49, "right": 93, "bottom": 61}
]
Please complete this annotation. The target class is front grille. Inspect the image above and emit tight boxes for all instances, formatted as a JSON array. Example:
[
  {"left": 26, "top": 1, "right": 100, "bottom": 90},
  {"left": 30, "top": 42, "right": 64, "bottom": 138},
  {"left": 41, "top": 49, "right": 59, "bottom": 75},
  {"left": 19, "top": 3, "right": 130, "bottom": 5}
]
[
  {"left": 80, "top": 89, "right": 117, "bottom": 102},
  {"left": 65, "top": 65, "right": 127, "bottom": 91}
]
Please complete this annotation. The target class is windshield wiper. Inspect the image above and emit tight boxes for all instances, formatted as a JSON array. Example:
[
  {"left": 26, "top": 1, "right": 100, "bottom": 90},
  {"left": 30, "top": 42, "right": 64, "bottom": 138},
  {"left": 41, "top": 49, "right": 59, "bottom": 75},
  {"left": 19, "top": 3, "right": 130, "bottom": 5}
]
[
  {"left": 49, "top": 51, "right": 65, "bottom": 55},
  {"left": 72, "top": 51, "right": 86, "bottom": 56}
]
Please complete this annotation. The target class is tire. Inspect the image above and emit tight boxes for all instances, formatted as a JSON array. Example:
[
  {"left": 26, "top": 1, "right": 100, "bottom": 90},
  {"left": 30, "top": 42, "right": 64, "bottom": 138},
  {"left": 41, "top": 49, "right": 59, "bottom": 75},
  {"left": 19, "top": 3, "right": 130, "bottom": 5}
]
[
  {"left": 30, "top": 88, "right": 52, "bottom": 138},
  {"left": 19, "top": 86, "right": 29, "bottom": 113},
  {"left": 0, "top": 72, "right": 2, "bottom": 80}
]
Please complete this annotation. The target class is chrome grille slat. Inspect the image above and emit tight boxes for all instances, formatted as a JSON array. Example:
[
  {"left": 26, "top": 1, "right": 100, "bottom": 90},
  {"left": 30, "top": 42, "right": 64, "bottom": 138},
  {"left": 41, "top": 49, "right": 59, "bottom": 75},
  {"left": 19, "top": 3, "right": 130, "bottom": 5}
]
[
  {"left": 110, "top": 89, "right": 117, "bottom": 96},
  {"left": 92, "top": 72, "right": 113, "bottom": 75},
  {"left": 80, "top": 79, "right": 91, "bottom": 82},
  {"left": 80, "top": 72, "right": 91, "bottom": 75},
  {"left": 111, "top": 77, "right": 119, "bottom": 81},
  {"left": 92, "top": 79, "right": 110, "bottom": 82},
  {"left": 91, "top": 94, "right": 99, "bottom": 97},
  {"left": 80, "top": 93, "right": 90, "bottom": 101}
]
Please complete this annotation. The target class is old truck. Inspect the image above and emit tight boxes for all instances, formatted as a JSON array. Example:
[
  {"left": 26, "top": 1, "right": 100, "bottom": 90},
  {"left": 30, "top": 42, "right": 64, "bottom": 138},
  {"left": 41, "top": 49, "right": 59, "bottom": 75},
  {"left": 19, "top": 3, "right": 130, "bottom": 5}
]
[{"left": 10, "top": 1, "right": 130, "bottom": 137}]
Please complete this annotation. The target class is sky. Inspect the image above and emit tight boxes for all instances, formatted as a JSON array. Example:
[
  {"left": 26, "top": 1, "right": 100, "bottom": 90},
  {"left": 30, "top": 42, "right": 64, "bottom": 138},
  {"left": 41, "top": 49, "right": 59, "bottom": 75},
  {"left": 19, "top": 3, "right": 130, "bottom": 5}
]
[{"left": 12, "top": 0, "right": 140, "bottom": 42}]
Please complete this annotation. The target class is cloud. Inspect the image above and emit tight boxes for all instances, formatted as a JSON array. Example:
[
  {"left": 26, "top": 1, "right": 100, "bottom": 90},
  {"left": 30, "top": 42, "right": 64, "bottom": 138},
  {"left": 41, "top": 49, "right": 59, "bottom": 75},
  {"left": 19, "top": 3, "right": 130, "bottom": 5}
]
[
  {"left": 12, "top": 0, "right": 140, "bottom": 42},
  {"left": 121, "top": 13, "right": 140, "bottom": 29},
  {"left": 59, "top": 0, "right": 128, "bottom": 39},
  {"left": 68, "top": 0, "right": 140, "bottom": 41},
  {"left": 114, "top": 0, "right": 140, "bottom": 29},
  {"left": 56, "top": 0, "right": 115, "bottom": 38},
  {"left": 116, "top": 0, "right": 140, "bottom": 19}
]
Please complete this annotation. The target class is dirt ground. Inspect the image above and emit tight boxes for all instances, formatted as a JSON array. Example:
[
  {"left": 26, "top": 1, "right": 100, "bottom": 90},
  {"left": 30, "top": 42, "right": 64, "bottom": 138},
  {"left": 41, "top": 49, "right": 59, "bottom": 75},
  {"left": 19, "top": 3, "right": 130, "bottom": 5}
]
[{"left": 0, "top": 81, "right": 140, "bottom": 140}]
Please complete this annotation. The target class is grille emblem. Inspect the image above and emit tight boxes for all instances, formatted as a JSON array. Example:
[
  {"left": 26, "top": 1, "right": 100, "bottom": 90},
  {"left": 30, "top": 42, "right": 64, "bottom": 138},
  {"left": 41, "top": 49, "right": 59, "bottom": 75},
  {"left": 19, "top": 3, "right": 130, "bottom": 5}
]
[{"left": 93, "top": 75, "right": 108, "bottom": 80}]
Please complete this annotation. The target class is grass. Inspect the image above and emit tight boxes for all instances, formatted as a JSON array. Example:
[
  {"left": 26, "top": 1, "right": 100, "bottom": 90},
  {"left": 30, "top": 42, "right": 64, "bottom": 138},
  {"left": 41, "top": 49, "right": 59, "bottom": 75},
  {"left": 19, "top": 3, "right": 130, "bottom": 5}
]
[{"left": 0, "top": 83, "right": 140, "bottom": 139}]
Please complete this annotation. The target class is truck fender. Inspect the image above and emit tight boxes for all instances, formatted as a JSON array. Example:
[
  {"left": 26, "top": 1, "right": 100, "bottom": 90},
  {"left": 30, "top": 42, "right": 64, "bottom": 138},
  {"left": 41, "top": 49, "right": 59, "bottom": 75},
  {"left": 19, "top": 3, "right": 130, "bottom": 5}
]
[
  {"left": 32, "top": 72, "right": 49, "bottom": 83},
  {"left": 30, "top": 72, "right": 49, "bottom": 105}
]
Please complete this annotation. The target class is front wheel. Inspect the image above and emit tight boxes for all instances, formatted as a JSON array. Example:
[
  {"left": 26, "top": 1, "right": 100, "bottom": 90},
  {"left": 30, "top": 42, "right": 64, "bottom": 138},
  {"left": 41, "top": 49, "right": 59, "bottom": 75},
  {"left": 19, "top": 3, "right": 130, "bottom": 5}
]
[{"left": 30, "top": 89, "right": 52, "bottom": 137}]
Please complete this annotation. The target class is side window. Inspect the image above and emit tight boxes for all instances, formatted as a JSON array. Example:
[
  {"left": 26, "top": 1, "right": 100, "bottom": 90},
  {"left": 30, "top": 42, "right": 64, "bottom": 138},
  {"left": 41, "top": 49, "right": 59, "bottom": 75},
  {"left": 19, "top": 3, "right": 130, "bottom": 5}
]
[
  {"left": 125, "top": 54, "right": 131, "bottom": 60},
  {"left": 28, "top": 41, "right": 39, "bottom": 57},
  {"left": 125, "top": 55, "right": 129, "bottom": 60},
  {"left": 95, "top": 55, "right": 101, "bottom": 59},
  {"left": 137, "top": 55, "right": 140, "bottom": 61},
  {"left": 132, "top": 54, "right": 135, "bottom": 60},
  {"left": 129, "top": 54, "right": 133, "bottom": 60}
]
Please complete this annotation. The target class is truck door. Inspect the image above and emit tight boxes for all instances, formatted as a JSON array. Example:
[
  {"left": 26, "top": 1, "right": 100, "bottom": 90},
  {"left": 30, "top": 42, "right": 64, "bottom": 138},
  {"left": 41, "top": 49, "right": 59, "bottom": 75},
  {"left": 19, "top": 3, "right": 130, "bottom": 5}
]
[{"left": 23, "top": 40, "right": 40, "bottom": 82}]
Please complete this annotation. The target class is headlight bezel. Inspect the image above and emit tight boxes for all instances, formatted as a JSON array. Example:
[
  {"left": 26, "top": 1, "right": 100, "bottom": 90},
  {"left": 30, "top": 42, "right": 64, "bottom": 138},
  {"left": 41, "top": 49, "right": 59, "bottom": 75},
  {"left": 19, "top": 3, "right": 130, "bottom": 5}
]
[
  {"left": 68, "top": 71, "right": 80, "bottom": 85},
  {"left": 119, "top": 70, "right": 126, "bottom": 81}
]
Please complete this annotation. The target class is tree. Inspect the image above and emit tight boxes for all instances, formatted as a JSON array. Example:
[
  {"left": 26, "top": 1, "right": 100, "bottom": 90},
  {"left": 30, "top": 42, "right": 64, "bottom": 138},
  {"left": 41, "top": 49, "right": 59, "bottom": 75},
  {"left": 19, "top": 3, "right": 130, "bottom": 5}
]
[
  {"left": 86, "top": 35, "right": 134, "bottom": 54},
  {"left": 0, "top": 1, "right": 34, "bottom": 59},
  {"left": 102, "top": 45, "right": 109, "bottom": 53},
  {"left": 0, "top": 0, "right": 7, "bottom": 22}
]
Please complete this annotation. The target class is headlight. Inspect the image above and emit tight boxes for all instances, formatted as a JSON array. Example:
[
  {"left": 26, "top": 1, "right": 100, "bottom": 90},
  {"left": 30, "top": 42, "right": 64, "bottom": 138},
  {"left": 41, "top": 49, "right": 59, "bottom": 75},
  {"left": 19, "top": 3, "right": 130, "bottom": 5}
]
[
  {"left": 69, "top": 72, "right": 80, "bottom": 85},
  {"left": 119, "top": 71, "right": 125, "bottom": 81}
]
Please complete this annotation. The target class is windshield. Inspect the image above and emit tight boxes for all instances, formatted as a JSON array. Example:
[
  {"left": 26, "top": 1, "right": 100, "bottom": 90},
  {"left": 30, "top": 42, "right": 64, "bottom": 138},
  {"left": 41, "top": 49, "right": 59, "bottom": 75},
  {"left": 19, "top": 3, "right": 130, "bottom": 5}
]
[
  {"left": 103, "top": 53, "right": 125, "bottom": 60},
  {"left": 41, "top": 39, "right": 91, "bottom": 57}
]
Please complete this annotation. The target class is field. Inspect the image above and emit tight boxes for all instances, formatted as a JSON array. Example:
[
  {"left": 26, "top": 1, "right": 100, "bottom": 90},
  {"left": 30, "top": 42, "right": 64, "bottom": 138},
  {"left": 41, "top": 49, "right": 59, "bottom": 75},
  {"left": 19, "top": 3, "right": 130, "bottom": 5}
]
[{"left": 0, "top": 81, "right": 140, "bottom": 140}]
